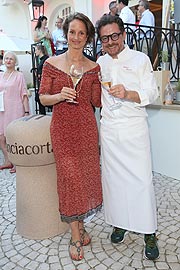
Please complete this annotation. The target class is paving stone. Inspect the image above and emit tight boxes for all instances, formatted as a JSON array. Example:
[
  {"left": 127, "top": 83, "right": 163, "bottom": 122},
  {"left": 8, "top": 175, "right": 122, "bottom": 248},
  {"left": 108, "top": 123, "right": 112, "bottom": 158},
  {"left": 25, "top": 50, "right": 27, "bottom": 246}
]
[
  {"left": 94, "top": 264, "right": 107, "bottom": 270},
  {"left": 48, "top": 255, "right": 60, "bottom": 264},
  {"left": 0, "top": 257, "right": 9, "bottom": 267},
  {"left": 37, "top": 263, "right": 50, "bottom": 270},
  {"left": 111, "top": 262, "right": 124, "bottom": 270},
  {"left": 71, "top": 263, "right": 90, "bottom": 270},
  {"left": 168, "top": 263, "right": 180, "bottom": 270},
  {"left": 26, "top": 260, "right": 40, "bottom": 269},
  {"left": 0, "top": 149, "right": 180, "bottom": 270},
  {"left": 131, "top": 259, "right": 144, "bottom": 268},
  {"left": 2, "top": 262, "right": 16, "bottom": 270},
  {"left": 102, "top": 257, "right": 114, "bottom": 267},
  {"left": 155, "top": 262, "right": 170, "bottom": 269},
  {"left": 166, "top": 255, "right": 179, "bottom": 263},
  {"left": 49, "top": 263, "right": 62, "bottom": 270}
]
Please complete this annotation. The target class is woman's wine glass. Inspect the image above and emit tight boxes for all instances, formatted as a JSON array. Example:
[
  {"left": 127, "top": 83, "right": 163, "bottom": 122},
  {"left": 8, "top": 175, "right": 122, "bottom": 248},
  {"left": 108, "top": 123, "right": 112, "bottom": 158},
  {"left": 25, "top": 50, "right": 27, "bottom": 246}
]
[
  {"left": 99, "top": 72, "right": 122, "bottom": 111},
  {"left": 67, "top": 64, "right": 83, "bottom": 104}
]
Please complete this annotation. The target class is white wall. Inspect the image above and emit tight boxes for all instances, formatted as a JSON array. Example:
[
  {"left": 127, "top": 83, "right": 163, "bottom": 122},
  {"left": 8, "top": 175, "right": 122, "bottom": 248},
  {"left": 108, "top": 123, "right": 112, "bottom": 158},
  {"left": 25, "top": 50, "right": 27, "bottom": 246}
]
[
  {"left": 46, "top": 0, "right": 73, "bottom": 31},
  {"left": 147, "top": 107, "right": 180, "bottom": 180},
  {"left": 0, "top": 1, "right": 33, "bottom": 84},
  {"left": 162, "top": 0, "right": 171, "bottom": 28},
  {"left": 91, "top": 0, "right": 109, "bottom": 25}
]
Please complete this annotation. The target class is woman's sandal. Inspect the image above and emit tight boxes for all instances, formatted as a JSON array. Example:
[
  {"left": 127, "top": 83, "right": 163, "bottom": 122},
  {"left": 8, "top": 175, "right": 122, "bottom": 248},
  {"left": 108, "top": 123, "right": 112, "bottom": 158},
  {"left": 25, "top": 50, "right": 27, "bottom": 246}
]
[
  {"left": 69, "top": 239, "right": 84, "bottom": 261},
  {"left": 79, "top": 228, "right": 91, "bottom": 246},
  {"left": 9, "top": 167, "right": 16, "bottom": 174}
]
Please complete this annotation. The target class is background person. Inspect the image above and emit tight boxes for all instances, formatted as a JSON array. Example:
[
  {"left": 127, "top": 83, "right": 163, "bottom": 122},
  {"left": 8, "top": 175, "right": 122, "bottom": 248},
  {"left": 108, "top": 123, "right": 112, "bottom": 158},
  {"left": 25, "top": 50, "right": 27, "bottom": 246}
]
[
  {"left": 95, "top": 1, "right": 118, "bottom": 58},
  {"left": 97, "top": 15, "right": 159, "bottom": 261},
  {"left": 118, "top": 0, "right": 136, "bottom": 27},
  {"left": 138, "top": 0, "right": 155, "bottom": 36},
  {"left": 137, "top": 0, "right": 155, "bottom": 54},
  {"left": 108, "top": 1, "right": 119, "bottom": 17},
  {"left": 52, "top": 17, "right": 68, "bottom": 56},
  {"left": 0, "top": 55, "right": 6, "bottom": 72},
  {"left": 34, "top": 44, "right": 49, "bottom": 115},
  {"left": 33, "top": 16, "right": 54, "bottom": 56},
  {"left": 39, "top": 12, "right": 102, "bottom": 261},
  {"left": 0, "top": 51, "right": 29, "bottom": 172},
  {"left": 136, "top": 11, "right": 142, "bottom": 27},
  {"left": 118, "top": 0, "right": 136, "bottom": 48}
]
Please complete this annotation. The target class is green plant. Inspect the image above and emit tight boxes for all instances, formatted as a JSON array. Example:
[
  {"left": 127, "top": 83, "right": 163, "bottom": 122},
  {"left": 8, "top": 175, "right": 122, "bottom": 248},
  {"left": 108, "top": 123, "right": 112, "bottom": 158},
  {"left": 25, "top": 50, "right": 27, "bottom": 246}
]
[
  {"left": 27, "top": 82, "right": 34, "bottom": 89},
  {"left": 175, "top": 80, "right": 180, "bottom": 92},
  {"left": 160, "top": 50, "right": 169, "bottom": 63}
]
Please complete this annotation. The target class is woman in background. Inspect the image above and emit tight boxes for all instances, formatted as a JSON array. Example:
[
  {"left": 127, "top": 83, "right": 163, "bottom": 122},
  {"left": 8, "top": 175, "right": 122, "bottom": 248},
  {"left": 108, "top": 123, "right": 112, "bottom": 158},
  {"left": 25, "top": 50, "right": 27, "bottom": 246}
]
[
  {"left": 33, "top": 16, "right": 54, "bottom": 56},
  {"left": 35, "top": 44, "right": 49, "bottom": 114},
  {"left": 0, "top": 51, "right": 29, "bottom": 173},
  {"left": 39, "top": 13, "right": 102, "bottom": 261}
]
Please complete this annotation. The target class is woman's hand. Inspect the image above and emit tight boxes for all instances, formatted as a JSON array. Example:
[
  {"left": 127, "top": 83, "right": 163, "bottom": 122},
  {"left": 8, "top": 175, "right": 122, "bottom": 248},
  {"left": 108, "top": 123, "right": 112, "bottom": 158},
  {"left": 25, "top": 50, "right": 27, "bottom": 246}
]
[
  {"left": 59, "top": 87, "right": 76, "bottom": 102},
  {"left": 40, "top": 87, "right": 77, "bottom": 106},
  {"left": 44, "top": 30, "right": 52, "bottom": 40}
]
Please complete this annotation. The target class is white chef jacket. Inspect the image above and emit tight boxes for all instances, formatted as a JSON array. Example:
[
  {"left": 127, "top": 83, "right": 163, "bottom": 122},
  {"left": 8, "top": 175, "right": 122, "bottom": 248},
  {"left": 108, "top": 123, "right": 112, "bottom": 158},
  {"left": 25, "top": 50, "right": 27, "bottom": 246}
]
[
  {"left": 119, "top": 6, "right": 136, "bottom": 31},
  {"left": 97, "top": 46, "right": 158, "bottom": 233},
  {"left": 139, "top": 9, "right": 155, "bottom": 39}
]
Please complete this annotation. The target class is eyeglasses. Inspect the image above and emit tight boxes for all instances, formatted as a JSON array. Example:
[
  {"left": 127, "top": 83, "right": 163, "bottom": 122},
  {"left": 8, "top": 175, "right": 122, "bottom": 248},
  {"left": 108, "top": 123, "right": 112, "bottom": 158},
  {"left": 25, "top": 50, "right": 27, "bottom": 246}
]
[{"left": 100, "top": 32, "right": 122, "bottom": 43}]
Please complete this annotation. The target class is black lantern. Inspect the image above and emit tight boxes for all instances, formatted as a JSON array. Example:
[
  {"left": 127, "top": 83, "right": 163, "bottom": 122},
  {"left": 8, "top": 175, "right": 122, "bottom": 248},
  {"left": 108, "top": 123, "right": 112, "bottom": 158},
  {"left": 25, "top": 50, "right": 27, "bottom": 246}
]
[{"left": 28, "top": 0, "right": 44, "bottom": 21}]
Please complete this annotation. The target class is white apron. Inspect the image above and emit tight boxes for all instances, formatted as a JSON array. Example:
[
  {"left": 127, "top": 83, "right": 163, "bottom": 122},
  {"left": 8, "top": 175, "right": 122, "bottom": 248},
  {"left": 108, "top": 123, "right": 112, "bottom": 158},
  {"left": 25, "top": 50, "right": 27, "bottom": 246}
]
[
  {"left": 97, "top": 46, "right": 159, "bottom": 234},
  {"left": 100, "top": 117, "right": 157, "bottom": 234}
]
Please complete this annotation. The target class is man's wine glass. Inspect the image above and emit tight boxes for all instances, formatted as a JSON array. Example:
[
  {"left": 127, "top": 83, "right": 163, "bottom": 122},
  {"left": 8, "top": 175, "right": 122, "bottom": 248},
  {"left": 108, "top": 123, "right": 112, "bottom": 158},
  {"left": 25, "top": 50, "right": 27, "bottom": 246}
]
[
  {"left": 99, "top": 72, "right": 122, "bottom": 111},
  {"left": 67, "top": 64, "right": 83, "bottom": 104}
]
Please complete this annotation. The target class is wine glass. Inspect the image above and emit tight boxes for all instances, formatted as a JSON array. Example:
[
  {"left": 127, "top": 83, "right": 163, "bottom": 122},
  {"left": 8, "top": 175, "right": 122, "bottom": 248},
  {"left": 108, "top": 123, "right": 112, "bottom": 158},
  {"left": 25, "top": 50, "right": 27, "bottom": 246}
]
[
  {"left": 99, "top": 72, "right": 122, "bottom": 111},
  {"left": 67, "top": 64, "right": 83, "bottom": 104}
]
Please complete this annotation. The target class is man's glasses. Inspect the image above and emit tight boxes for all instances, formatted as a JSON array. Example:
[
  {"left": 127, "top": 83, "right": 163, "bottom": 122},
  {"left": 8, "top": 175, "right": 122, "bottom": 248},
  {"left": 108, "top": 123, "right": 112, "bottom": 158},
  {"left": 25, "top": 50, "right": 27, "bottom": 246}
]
[{"left": 100, "top": 32, "right": 122, "bottom": 43}]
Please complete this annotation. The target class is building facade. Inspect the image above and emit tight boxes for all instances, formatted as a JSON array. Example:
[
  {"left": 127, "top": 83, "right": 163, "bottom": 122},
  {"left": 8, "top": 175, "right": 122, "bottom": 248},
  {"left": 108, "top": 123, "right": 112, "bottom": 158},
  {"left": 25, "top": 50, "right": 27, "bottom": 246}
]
[{"left": 0, "top": 0, "right": 172, "bottom": 84}]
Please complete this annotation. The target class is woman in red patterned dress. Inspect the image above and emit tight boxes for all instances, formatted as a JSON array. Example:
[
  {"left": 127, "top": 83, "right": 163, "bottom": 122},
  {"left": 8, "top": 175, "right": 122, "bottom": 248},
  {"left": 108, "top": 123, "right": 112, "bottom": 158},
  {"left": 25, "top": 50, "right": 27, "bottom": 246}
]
[{"left": 39, "top": 13, "right": 102, "bottom": 261}]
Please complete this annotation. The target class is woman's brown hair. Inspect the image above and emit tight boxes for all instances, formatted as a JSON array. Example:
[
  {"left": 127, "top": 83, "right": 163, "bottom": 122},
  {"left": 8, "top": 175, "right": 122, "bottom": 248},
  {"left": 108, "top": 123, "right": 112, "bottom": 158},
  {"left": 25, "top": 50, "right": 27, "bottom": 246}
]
[{"left": 63, "top": 12, "right": 95, "bottom": 45}]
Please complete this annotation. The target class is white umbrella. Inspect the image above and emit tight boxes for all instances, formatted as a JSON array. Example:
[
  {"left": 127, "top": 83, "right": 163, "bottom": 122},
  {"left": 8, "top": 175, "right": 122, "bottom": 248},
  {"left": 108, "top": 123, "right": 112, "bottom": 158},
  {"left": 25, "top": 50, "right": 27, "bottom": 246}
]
[{"left": 0, "top": 32, "right": 33, "bottom": 52}]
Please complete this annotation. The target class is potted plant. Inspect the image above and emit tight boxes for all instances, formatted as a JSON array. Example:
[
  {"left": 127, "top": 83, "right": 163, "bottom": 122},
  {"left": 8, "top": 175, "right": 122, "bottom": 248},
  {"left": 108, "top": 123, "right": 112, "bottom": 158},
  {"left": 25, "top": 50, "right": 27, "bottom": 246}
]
[
  {"left": 160, "top": 50, "right": 170, "bottom": 70},
  {"left": 26, "top": 82, "right": 34, "bottom": 97},
  {"left": 175, "top": 80, "right": 180, "bottom": 101}
]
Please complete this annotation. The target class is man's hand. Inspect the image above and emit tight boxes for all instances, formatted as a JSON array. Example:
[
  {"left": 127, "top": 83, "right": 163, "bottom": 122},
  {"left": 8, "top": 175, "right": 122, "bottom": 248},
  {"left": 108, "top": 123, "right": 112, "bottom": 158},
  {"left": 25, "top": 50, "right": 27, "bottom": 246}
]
[{"left": 109, "top": 84, "right": 128, "bottom": 99}]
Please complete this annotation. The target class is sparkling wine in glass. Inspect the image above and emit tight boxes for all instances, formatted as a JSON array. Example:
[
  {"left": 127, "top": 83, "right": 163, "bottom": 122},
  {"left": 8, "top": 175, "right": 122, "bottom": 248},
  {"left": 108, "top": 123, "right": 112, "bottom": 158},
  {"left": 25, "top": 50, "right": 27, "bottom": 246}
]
[
  {"left": 67, "top": 64, "right": 83, "bottom": 104},
  {"left": 99, "top": 72, "right": 122, "bottom": 111}
]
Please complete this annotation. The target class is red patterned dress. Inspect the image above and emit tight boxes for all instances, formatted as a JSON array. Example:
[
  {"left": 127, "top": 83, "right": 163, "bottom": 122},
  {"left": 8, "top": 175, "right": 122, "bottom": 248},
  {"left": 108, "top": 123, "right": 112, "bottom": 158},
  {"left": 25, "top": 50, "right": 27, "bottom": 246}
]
[{"left": 39, "top": 62, "right": 102, "bottom": 223}]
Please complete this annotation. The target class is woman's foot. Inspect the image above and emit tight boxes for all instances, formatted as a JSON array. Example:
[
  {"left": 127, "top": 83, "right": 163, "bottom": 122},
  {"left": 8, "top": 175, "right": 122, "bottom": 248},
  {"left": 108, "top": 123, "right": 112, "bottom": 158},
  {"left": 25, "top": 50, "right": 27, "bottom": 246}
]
[
  {"left": 9, "top": 167, "right": 16, "bottom": 174},
  {"left": 69, "top": 239, "right": 84, "bottom": 261},
  {"left": 0, "top": 163, "right": 13, "bottom": 170},
  {"left": 79, "top": 227, "right": 91, "bottom": 246}
]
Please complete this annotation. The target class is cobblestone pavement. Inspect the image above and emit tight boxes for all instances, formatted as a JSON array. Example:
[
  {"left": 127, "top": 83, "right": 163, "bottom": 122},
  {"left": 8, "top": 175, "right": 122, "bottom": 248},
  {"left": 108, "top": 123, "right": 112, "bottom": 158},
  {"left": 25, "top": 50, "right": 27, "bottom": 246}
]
[{"left": 0, "top": 157, "right": 180, "bottom": 269}]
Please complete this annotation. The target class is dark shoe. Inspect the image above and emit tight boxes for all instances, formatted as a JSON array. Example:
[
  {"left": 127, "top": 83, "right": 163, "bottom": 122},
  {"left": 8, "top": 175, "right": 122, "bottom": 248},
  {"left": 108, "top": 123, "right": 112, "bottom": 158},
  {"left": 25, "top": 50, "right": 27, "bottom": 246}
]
[
  {"left": 144, "top": 233, "right": 159, "bottom": 260},
  {"left": 111, "top": 227, "right": 127, "bottom": 243}
]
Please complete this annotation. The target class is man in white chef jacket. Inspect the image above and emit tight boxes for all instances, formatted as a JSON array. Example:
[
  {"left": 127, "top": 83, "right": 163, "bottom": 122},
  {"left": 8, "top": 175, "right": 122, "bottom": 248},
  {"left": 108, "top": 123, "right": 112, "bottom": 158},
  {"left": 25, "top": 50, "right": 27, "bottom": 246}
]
[{"left": 97, "top": 15, "right": 159, "bottom": 261}]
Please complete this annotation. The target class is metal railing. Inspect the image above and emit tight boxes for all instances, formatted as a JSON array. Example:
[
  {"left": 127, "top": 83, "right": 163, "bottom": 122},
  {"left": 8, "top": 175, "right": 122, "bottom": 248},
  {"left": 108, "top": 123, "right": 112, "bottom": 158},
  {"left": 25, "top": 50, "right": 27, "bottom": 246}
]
[
  {"left": 31, "top": 24, "right": 180, "bottom": 113},
  {"left": 92, "top": 23, "right": 180, "bottom": 81}
]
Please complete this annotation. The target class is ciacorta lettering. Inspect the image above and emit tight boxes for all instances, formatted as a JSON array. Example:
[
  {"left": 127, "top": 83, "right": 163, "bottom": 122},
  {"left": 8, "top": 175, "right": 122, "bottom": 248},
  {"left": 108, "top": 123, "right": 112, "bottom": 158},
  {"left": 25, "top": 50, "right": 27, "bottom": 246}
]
[{"left": 7, "top": 142, "right": 53, "bottom": 155}]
